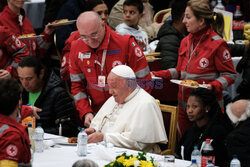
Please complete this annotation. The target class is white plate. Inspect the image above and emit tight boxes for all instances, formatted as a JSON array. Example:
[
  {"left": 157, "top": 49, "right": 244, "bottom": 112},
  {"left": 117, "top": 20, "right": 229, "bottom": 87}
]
[
  {"left": 170, "top": 79, "right": 207, "bottom": 88},
  {"left": 147, "top": 58, "right": 161, "bottom": 62},
  {"left": 48, "top": 20, "right": 76, "bottom": 27},
  {"left": 52, "top": 138, "right": 77, "bottom": 146},
  {"left": 18, "top": 35, "right": 44, "bottom": 40}
]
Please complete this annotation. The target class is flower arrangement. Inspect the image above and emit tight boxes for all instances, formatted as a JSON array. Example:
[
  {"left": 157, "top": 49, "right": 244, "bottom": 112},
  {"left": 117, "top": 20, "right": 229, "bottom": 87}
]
[{"left": 105, "top": 151, "right": 160, "bottom": 167}]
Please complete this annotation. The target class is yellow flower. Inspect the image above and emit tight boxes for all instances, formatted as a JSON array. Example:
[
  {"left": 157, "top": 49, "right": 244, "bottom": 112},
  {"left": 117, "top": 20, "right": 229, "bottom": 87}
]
[
  {"left": 116, "top": 156, "right": 125, "bottom": 163},
  {"left": 123, "top": 157, "right": 138, "bottom": 166},
  {"left": 140, "top": 160, "right": 154, "bottom": 167}
]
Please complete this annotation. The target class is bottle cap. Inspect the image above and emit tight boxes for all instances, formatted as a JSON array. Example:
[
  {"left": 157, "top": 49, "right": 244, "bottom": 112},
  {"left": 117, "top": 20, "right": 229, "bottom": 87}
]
[
  {"left": 194, "top": 145, "right": 198, "bottom": 149},
  {"left": 205, "top": 139, "right": 211, "bottom": 142},
  {"left": 36, "top": 123, "right": 42, "bottom": 127},
  {"left": 236, "top": 5, "right": 240, "bottom": 9},
  {"left": 232, "top": 154, "right": 238, "bottom": 158},
  {"left": 192, "top": 159, "right": 197, "bottom": 163}
]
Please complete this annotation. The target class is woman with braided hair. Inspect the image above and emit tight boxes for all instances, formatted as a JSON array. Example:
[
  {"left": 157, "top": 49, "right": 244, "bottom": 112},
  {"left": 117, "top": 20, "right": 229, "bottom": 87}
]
[{"left": 176, "top": 88, "right": 229, "bottom": 166}]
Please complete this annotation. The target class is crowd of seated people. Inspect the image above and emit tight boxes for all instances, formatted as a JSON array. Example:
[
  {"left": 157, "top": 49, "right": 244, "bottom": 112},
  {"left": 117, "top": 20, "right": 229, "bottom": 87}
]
[{"left": 0, "top": 0, "right": 250, "bottom": 166}]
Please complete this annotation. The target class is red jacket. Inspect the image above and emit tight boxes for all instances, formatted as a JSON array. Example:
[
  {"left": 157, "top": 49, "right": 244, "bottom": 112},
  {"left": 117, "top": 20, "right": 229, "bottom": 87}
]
[
  {"left": 0, "top": 6, "right": 50, "bottom": 59},
  {"left": 70, "top": 25, "right": 152, "bottom": 120},
  {"left": 61, "top": 31, "right": 80, "bottom": 81},
  {"left": 153, "top": 27, "right": 236, "bottom": 135},
  {"left": 0, "top": 114, "right": 31, "bottom": 165},
  {"left": 0, "top": 26, "right": 30, "bottom": 77}
]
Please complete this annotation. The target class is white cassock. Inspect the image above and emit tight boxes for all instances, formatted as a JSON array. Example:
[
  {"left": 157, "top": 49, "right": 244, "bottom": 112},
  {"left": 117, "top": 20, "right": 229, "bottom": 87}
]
[{"left": 90, "top": 87, "right": 168, "bottom": 153}]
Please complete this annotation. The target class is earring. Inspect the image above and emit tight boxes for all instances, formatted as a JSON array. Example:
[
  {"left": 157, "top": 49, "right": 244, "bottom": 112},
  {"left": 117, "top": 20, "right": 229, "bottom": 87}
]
[{"left": 206, "top": 110, "right": 208, "bottom": 113}]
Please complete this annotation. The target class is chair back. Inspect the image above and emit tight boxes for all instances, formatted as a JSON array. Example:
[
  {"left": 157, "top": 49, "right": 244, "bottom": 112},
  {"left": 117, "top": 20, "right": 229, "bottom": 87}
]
[
  {"left": 159, "top": 103, "right": 178, "bottom": 155},
  {"left": 153, "top": 8, "right": 171, "bottom": 23}
]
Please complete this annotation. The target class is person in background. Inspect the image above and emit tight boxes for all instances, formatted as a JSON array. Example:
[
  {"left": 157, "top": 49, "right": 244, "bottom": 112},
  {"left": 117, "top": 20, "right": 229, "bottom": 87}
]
[
  {"left": 0, "top": 0, "right": 55, "bottom": 59},
  {"left": 152, "top": 0, "right": 236, "bottom": 138},
  {"left": 233, "top": 43, "right": 250, "bottom": 101},
  {"left": 72, "top": 159, "right": 98, "bottom": 167},
  {"left": 177, "top": 88, "right": 229, "bottom": 167},
  {"left": 86, "top": 65, "right": 167, "bottom": 153},
  {"left": 226, "top": 99, "right": 250, "bottom": 167},
  {"left": 116, "top": 0, "right": 149, "bottom": 54},
  {"left": 155, "top": 0, "right": 187, "bottom": 70},
  {"left": 17, "top": 56, "right": 78, "bottom": 137},
  {"left": 109, "top": 0, "right": 162, "bottom": 41},
  {"left": 70, "top": 11, "right": 151, "bottom": 128},
  {"left": 43, "top": 0, "right": 69, "bottom": 25},
  {"left": 0, "top": 78, "right": 31, "bottom": 167},
  {"left": 61, "top": 0, "right": 109, "bottom": 81},
  {"left": 0, "top": 26, "right": 30, "bottom": 79},
  {"left": 55, "top": 0, "right": 88, "bottom": 53}
]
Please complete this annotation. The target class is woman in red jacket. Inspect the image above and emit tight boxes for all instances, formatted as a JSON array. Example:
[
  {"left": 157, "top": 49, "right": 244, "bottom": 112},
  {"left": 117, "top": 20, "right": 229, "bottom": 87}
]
[
  {"left": 152, "top": 0, "right": 236, "bottom": 138},
  {"left": 0, "top": 0, "right": 55, "bottom": 59}
]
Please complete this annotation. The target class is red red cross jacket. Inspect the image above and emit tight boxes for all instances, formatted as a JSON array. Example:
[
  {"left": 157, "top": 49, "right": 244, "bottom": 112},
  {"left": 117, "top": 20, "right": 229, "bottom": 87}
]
[
  {"left": 0, "top": 6, "right": 50, "bottom": 59},
  {"left": 70, "top": 24, "right": 152, "bottom": 120},
  {"left": 153, "top": 27, "right": 236, "bottom": 135},
  {"left": 0, "top": 26, "right": 30, "bottom": 78},
  {"left": 0, "top": 114, "right": 31, "bottom": 165}
]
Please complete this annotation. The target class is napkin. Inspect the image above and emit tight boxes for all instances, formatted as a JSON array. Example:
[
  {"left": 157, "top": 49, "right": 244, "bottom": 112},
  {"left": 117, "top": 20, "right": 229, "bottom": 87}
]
[{"left": 93, "top": 145, "right": 116, "bottom": 161}]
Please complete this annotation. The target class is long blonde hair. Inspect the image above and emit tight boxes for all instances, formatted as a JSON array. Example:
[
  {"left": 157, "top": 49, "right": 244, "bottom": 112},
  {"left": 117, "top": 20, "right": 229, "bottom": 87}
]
[{"left": 187, "top": 0, "right": 224, "bottom": 37}]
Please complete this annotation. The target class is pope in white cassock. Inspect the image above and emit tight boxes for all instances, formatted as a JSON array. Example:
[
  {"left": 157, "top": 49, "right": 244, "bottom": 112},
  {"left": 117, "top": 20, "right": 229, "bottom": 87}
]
[{"left": 85, "top": 65, "right": 168, "bottom": 153}]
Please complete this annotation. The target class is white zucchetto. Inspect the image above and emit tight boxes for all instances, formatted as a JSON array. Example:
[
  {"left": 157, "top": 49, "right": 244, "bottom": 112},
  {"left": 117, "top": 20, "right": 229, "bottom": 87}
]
[{"left": 111, "top": 65, "right": 136, "bottom": 79}]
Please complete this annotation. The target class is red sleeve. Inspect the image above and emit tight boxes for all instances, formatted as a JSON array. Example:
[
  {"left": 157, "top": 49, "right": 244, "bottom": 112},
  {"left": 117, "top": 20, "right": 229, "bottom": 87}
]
[
  {"left": 209, "top": 42, "right": 236, "bottom": 95},
  {"left": 20, "top": 105, "right": 33, "bottom": 120},
  {"left": 0, "top": 26, "right": 30, "bottom": 78},
  {"left": 61, "top": 31, "right": 80, "bottom": 81},
  {"left": 126, "top": 36, "right": 152, "bottom": 93},
  {"left": 69, "top": 41, "right": 92, "bottom": 120},
  {"left": 0, "top": 132, "right": 27, "bottom": 162}
]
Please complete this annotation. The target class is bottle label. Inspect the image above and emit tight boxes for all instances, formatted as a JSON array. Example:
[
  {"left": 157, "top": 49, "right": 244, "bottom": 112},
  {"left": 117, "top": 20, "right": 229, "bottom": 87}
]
[
  {"left": 233, "top": 20, "right": 244, "bottom": 30},
  {"left": 201, "top": 156, "right": 215, "bottom": 167}
]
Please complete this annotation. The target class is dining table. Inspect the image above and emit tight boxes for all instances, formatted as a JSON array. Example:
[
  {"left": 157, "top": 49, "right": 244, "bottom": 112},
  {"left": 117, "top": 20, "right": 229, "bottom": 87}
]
[{"left": 33, "top": 133, "right": 191, "bottom": 167}]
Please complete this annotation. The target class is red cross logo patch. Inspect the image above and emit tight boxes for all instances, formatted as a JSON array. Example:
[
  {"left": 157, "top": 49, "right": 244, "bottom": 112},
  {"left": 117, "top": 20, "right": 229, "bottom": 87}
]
[
  {"left": 6, "top": 144, "right": 18, "bottom": 157},
  {"left": 14, "top": 37, "right": 21, "bottom": 47},
  {"left": 199, "top": 58, "right": 209, "bottom": 68},
  {"left": 134, "top": 47, "right": 142, "bottom": 57},
  {"left": 223, "top": 49, "right": 230, "bottom": 61}
]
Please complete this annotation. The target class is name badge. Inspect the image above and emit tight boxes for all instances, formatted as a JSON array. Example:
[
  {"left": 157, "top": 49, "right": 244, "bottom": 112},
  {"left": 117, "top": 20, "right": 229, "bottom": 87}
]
[
  {"left": 78, "top": 52, "right": 91, "bottom": 61},
  {"left": 98, "top": 76, "right": 106, "bottom": 88}
]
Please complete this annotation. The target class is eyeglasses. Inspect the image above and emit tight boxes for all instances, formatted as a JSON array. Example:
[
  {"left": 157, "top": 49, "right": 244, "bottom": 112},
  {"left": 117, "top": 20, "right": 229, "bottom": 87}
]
[{"left": 80, "top": 26, "right": 101, "bottom": 41}]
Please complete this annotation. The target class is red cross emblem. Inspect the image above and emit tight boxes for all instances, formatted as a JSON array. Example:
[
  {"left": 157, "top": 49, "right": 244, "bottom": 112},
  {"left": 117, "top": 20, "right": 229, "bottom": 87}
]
[
  {"left": 223, "top": 49, "right": 230, "bottom": 60},
  {"left": 6, "top": 144, "right": 18, "bottom": 157},
  {"left": 199, "top": 58, "right": 209, "bottom": 68},
  {"left": 135, "top": 47, "right": 142, "bottom": 57}
]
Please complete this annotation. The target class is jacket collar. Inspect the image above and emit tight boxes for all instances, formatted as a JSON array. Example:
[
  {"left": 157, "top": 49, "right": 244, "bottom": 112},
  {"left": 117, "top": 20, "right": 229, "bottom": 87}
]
[
  {"left": 0, "top": 114, "right": 26, "bottom": 132},
  {"left": 189, "top": 26, "right": 211, "bottom": 42},
  {"left": 3, "top": 6, "right": 26, "bottom": 23}
]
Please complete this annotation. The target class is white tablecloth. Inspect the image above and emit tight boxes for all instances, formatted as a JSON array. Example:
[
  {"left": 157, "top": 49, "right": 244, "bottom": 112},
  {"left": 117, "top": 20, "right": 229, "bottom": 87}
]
[
  {"left": 23, "top": 0, "right": 46, "bottom": 29},
  {"left": 33, "top": 133, "right": 191, "bottom": 167}
]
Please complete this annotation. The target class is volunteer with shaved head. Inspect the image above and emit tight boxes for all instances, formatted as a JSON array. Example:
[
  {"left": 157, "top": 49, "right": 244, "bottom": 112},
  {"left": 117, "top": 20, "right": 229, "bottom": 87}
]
[
  {"left": 85, "top": 65, "right": 167, "bottom": 153},
  {"left": 69, "top": 11, "right": 151, "bottom": 128}
]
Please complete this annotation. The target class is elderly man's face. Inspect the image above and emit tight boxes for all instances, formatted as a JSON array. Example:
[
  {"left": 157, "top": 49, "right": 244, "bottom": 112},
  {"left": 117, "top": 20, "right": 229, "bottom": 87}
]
[
  {"left": 78, "top": 21, "right": 105, "bottom": 49},
  {"left": 107, "top": 72, "right": 130, "bottom": 104}
]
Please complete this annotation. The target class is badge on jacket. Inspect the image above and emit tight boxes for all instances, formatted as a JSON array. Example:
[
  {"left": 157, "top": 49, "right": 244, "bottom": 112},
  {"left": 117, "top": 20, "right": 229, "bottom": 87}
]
[{"left": 78, "top": 52, "right": 91, "bottom": 61}]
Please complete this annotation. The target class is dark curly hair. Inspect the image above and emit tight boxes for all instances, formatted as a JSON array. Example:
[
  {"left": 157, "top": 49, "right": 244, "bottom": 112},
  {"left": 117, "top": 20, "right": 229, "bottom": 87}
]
[
  {"left": 0, "top": 78, "right": 22, "bottom": 116},
  {"left": 190, "top": 87, "right": 221, "bottom": 118}
]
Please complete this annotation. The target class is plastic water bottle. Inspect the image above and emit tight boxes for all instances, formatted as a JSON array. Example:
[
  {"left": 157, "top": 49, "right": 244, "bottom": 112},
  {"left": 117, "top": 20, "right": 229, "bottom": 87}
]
[
  {"left": 201, "top": 139, "right": 215, "bottom": 167},
  {"left": 214, "top": 0, "right": 225, "bottom": 10},
  {"left": 206, "top": 159, "right": 214, "bottom": 167},
  {"left": 34, "top": 123, "right": 44, "bottom": 153},
  {"left": 230, "top": 155, "right": 241, "bottom": 167},
  {"left": 77, "top": 128, "right": 87, "bottom": 156},
  {"left": 189, "top": 159, "right": 199, "bottom": 167},
  {"left": 191, "top": 145, "right": 201, "bottom": 167}
]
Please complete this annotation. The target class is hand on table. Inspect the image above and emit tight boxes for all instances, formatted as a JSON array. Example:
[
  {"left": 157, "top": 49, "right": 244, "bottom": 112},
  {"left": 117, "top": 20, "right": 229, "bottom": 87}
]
[
  {"left": 87, "top": 132, "right": 104, "bottom": 143},
  {"left": 0, "top": 69, "right": 11, "bottom": 79},
  {"left": 85, "top": 128, "right": 95, "bottom": 135},
  {"left": 84, "top": 113, "right": 94, "bottom": 128}
]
